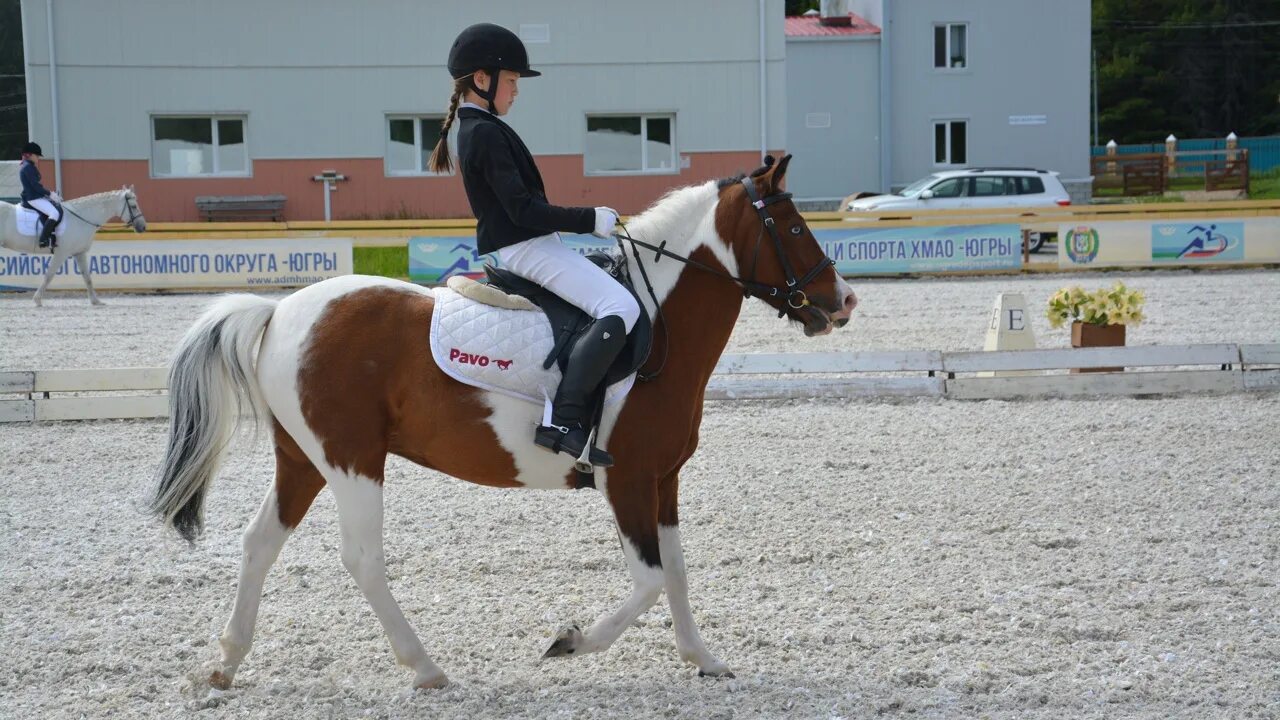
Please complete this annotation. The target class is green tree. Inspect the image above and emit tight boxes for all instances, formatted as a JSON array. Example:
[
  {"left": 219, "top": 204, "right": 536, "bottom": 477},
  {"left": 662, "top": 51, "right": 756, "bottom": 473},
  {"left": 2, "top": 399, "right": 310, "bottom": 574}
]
[
  {"left": 0, "top": 0, "right": 26, "bottom": 154},
  {"left": 1094, "top": 0, "right": 1280, "bottom": 143},
  {"left": 786, "top": 0, "right": 819, "bottom": 17}
]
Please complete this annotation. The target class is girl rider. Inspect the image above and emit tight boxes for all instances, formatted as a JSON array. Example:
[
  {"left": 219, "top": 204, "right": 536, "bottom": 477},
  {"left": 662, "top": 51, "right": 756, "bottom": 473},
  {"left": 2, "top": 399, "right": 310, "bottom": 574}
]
[{"left": 429, "top": 24, "right": 640, "bottom": 468}]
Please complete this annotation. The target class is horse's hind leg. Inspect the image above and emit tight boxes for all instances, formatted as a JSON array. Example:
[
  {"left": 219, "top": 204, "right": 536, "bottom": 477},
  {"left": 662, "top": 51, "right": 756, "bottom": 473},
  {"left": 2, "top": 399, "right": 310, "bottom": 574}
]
[
  {"left": 322, "top": 458, "right": 449, "bottom": 689},
  {"left": 210, "top": 423, "right": 325, "bottom": 689},
  {"left": 543, "top": 473, "right": 665, "bottom": 659},
  {"left": 74, "top": 251, "right": 102, "bottom": 305}
]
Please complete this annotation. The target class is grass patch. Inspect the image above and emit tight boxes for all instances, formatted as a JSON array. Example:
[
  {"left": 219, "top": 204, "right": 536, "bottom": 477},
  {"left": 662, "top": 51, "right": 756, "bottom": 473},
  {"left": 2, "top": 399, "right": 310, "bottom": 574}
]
[
  {"left": 354, "top": 246, "right": 409, "bottom": 279},
  {"left": 1249, "top": 170, "right": 1280, "bottom": 199},
  {"left": 1091, "top": 171, "right": 1280, "bottom": 203}
]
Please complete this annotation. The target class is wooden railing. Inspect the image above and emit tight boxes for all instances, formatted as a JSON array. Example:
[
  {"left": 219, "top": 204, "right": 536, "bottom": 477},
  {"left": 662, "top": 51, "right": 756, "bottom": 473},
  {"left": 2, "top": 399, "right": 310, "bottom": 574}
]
[
  {"left": 1091, "top": 149, "right": 1250, "bottom": 196},
  {"left": 81, "top": 199, "right": 1280, "bottom": 248}
]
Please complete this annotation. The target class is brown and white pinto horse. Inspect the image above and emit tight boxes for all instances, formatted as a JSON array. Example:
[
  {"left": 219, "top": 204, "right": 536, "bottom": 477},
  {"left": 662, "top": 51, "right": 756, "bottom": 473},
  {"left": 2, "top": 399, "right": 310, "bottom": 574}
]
[{"left": 150, "top": 154, "right": 856, "bottom": 690}]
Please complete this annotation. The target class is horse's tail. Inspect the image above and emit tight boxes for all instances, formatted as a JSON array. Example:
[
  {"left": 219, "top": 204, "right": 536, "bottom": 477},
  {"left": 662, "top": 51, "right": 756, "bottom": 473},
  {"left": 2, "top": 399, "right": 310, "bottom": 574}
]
[{"left": 150, "top": 294, "right": 278, "bottom": 543}]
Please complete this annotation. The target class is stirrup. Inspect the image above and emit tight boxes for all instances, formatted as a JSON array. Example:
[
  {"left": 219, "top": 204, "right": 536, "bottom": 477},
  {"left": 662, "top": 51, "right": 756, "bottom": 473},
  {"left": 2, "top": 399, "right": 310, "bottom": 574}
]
[
  {"left": 573, "top": 426, "right": 598, "bottom": 473},
  {"left": 534, "top": 424, "right": 614, "bottom": 468}
]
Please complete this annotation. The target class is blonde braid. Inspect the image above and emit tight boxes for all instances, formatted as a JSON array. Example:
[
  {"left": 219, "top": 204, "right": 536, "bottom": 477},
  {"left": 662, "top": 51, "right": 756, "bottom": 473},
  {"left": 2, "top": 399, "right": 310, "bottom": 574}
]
[{"left": 428, "top": 79, "right": 468, "bottom": 174}]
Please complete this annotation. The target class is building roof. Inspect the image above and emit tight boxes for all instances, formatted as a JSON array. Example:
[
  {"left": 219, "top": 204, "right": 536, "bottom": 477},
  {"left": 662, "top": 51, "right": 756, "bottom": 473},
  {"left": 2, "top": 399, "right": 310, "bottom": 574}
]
[{"left": 784, "top": 13, "right": 880, "bottom": 38}]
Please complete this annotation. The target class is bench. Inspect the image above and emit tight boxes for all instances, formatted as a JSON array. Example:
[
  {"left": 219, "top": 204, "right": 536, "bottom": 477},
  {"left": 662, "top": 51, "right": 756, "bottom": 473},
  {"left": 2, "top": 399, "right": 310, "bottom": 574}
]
[{"left": 195, "top": 194, "right": 286, "bottom": 222}]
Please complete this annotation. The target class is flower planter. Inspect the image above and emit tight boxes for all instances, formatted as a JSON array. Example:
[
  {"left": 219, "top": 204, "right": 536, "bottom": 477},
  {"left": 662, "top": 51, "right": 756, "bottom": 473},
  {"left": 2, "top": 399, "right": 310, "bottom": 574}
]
[{"left": 1071, "top": 321, "right": 1125, "bottom": 373}]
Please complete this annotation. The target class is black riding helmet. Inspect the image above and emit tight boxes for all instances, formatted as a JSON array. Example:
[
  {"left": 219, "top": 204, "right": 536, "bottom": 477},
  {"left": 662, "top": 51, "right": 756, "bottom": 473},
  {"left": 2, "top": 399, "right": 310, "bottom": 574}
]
[
  {"left": 447, "top": 23, "right": 540, "bottom": 113},
  {"left": 22, "top": 141, "right": 43, "bottom": 156}
]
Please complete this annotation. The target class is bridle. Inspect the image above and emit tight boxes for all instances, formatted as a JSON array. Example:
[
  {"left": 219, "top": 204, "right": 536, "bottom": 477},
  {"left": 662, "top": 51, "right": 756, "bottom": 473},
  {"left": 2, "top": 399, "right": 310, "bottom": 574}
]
[
  {"left": 616, "top": 177, "right": 834, "bottom": 314},
  {"left": 119, "top": 193, "right": 145, "bottom": 227},
  {"left": 62, "top": 191, "right": 145, "bottom": 229},
  {"left": 738, "top": 177, "right": 835, "bottom": 312},
  {"left": 615, "top": 177, "right": 836, "bottom": 380}
]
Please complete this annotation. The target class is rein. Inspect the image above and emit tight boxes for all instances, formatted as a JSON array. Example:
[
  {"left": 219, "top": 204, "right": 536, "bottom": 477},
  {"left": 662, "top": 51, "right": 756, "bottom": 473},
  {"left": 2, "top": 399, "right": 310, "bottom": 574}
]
[
  {"left": 60, "top": 193, "right": 144, "bottom": 229},
  {"left": 614, "top": 178, "right": 835, "bottom": 381}
]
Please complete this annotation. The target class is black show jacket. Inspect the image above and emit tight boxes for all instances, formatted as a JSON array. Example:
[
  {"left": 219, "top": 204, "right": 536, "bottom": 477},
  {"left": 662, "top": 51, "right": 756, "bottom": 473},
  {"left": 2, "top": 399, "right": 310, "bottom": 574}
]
[{"left": 457, "top": 107, "right": 595, "bottom": 255}]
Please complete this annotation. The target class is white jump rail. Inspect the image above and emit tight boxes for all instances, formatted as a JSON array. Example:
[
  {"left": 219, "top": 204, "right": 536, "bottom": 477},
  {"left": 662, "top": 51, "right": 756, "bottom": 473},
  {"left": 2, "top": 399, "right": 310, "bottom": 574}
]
[
  {"left": 0, "top": 368, "right": 168, "bottom": 422},
  {"left": 2, "top": 343, "right": 1278, "bottom": 422},
  {"left": 706, "top": 343, "right": 1279, "bottom": 402}
]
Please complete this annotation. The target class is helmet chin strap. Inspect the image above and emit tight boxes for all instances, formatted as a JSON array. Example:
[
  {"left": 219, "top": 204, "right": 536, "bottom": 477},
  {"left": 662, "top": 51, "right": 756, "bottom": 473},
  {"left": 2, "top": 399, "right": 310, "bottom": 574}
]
[{"left": 471, "top": 67, "right": 501, "bottom": 113}]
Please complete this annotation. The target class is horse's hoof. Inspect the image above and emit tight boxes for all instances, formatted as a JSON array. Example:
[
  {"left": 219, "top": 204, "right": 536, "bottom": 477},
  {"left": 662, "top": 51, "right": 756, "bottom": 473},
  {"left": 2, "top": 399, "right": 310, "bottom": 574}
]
[
  {"left": 541, "top": 624, "right": 584, "bottom": 659},
  {"left": 414, "top": 672, "right": 451, "bottom": 690},
  {"left": 698, "top": 666, "right": 736, "bottom": 679},
  {"left": 208, "top": 670, "right": 233, "bottom": 690}
]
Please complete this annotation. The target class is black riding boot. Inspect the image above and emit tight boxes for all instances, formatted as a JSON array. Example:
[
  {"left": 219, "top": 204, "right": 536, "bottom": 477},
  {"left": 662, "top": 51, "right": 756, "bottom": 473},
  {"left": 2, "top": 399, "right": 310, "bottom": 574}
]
[
  {"left": 535, "top": 315, "right": 628, "bottom": 467},
  {"left": 38, "top": 218, "right": 56, "bottom": 250}
]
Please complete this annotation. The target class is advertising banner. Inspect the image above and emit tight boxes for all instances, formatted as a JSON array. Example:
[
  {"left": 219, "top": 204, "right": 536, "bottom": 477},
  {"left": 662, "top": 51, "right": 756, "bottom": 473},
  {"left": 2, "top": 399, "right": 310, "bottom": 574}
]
[
  {"left": 1059, "top": 217, "right": 1280, "bottom": 268},
  {"left": 0, "top": 238, "right": 353, "bottom": 291},
  {"left": 815, "top": 224, "right": 1023, "bottom": 274},
  {"left": 408, "top": 224, "right": 1023, "bottom": 283}
]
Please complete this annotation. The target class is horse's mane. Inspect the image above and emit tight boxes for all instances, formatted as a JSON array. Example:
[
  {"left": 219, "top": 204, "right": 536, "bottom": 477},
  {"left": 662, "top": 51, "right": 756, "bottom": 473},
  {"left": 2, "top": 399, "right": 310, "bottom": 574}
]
[
  {"left": 625, "top": 181, "right": 721, "bottom": 254},
  {"left": 69, "top": 189, "right": 125, "bottom": 203},
  {"left": 715, "top": 173, "right": 747, "bottom": 189},
  {"left": 714, "top": 158, "right": 771, "bottom": 190}
]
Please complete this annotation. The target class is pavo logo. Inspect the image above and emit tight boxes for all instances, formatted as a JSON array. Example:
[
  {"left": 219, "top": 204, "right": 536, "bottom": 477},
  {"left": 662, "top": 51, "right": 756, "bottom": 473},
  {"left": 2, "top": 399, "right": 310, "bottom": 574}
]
[{"left": 1064, "top": 226, "right": 1100, "bottom": 264}]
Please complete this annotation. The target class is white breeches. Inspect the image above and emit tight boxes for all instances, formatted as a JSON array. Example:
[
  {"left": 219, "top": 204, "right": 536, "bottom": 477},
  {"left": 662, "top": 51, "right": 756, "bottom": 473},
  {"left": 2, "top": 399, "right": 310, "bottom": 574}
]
[
  {"left": 497, "top": 233, "right": 641, "bottom": 333},
  {"left": 26, "top": 197, "right": 61, "bottom": 222}
]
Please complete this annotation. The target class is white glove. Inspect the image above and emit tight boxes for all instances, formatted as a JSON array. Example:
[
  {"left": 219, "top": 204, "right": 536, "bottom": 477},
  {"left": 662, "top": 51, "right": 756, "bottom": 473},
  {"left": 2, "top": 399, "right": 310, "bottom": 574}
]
[
  {"left": 592, "top": 207, "right": 619, "bottom": 238},
  {"left": 50, "top": 192, "right": 62, "bottom": 203}
]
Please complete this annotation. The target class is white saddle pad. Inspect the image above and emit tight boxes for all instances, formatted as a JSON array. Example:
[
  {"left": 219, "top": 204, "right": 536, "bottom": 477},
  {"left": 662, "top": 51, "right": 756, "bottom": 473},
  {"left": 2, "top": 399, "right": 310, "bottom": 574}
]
[
  {"left": 429, "top": 286, "right": 635, "bottom": 407},
  {"left": 14, "top": 206, "right": 64, "bottom": 237}
]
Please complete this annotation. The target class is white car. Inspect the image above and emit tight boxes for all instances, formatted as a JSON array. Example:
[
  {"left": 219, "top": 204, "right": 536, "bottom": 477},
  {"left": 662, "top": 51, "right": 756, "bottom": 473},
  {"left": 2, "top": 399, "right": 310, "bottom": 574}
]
[{"left": 845, "top": 168, "right": 1071, "bottom": 252}]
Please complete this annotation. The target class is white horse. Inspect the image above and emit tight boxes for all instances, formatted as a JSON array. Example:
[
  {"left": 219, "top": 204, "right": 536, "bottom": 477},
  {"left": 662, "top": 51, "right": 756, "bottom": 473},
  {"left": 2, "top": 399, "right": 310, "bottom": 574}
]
[{"left": 0, "top": 186, "right": 147, "bottom": 306}]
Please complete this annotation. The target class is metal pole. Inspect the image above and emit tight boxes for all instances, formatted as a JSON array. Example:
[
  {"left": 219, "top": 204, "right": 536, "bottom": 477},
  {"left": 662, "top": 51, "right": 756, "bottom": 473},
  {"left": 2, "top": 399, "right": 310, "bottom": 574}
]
[
  {"left": 21, "top": 0, "right": 34, "bottom": 140},
  {"left": 46, "top": 0, "right": 62, "bottom": 196},
  {"left": 323, "top": 181, "right": 332, "bottom": 222},
  {"left": 1091, "top": 45, "right": 1099, "bottom": 149},
  {"left": 758, "top": 0, "right": 767, "bottom": 159},
  {"left": 879, "top": 0, "right": 893, "bottom": 193}
]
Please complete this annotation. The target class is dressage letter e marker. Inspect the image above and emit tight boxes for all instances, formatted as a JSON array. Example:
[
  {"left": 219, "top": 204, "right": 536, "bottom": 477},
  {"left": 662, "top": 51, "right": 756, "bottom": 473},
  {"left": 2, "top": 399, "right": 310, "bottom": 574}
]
[{"left": 980, "top": 292, "right": 1037, "bottom": 376}]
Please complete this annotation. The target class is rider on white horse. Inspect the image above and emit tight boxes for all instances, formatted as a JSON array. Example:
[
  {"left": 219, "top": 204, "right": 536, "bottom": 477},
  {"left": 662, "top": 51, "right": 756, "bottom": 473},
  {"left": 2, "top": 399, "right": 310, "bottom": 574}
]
[{"left": 19, "top": 141, "right": 62, "bottom": 250}]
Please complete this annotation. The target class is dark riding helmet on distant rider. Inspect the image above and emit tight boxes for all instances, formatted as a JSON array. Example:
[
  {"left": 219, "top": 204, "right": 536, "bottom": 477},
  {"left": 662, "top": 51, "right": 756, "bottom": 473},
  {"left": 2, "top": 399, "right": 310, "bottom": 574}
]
[
  {"left": 22, "top": 142, "right": 43, "bottom": 157},
  {"left": 447, "top": 23, "right": 540, "bottom": 113}
]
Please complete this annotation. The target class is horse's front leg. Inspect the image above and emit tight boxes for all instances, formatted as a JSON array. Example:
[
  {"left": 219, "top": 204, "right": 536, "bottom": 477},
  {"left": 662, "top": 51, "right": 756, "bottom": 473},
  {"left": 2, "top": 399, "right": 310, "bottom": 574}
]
[
  {"left": 658, "top": 471, "right": 733, "bottom": 677},
  {"left": 543, "top": 472, "right": 664, "bottom": 659},
  {"left": 31, "top": 246, "right": 66, "bottom": 307},
  {"left": 74, "top": 251, "right": 103, "bottom": 306}
]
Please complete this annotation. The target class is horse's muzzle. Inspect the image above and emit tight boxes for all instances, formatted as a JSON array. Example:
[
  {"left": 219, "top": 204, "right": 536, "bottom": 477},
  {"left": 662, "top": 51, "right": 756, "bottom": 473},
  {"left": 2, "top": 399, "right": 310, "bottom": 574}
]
[{"left": 802, "top": 304, "right": 835, "bottom": 337}]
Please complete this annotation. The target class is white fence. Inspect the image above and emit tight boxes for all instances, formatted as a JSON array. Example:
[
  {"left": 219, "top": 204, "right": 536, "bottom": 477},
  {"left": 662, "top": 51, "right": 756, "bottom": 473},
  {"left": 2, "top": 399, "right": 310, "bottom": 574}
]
[
  {"left": 2, "top": 344, "right": 1278, "bottom": 423},
  {"left": 0, "top": 367, "right": 168, "bottom": 422}
]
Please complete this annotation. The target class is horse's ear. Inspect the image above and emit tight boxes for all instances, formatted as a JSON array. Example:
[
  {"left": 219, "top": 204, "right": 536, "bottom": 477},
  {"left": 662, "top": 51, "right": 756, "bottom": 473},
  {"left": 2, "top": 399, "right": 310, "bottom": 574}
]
[
  {"left": 749, "top": 154, "right": 775, "bottom": 179},
  {"left": 767, "top": 154, "right": 793, "bottom": 193}
]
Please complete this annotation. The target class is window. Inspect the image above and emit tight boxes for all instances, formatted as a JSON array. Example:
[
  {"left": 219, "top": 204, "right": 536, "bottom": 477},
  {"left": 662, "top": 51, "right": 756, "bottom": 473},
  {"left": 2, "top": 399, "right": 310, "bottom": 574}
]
[
  {"left": 386, "top": 116, "right": 448, "bottom": 175},
  {"left": 151, "top": 116, "right": 248, "bottom": 177},
  {"left": 585, "top": 114, "right": 676, "bottom": 174},
  {"left": 929, "top": 178, "right": 966, "bottom": 198},
  {"left": 1016, "top": 176, "right": 1045, "bottom": 195},
  {"left": 933, "top": 23, "right": 967, "bottom": 69},
  {"left": 971, "top": 177, "right": 1006, "bottom": 197},
  {"left": 933, "top": 120, "right": 967, "bottom": 165}
]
